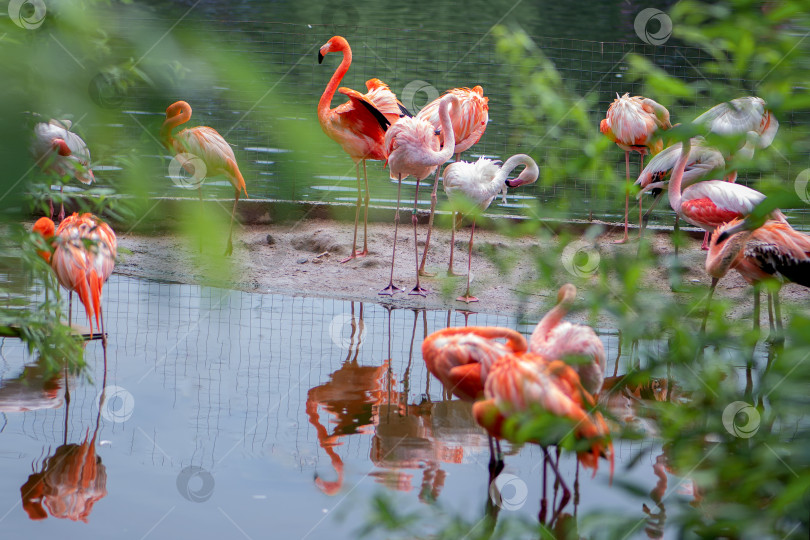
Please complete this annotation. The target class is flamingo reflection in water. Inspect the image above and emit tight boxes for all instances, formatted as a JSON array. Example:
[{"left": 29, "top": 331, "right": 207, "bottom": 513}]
[
  {"left": 17, "top": 351, "right": 108, "bottom": 523},
  {"left": 306, "top": 303, "right": 389, "bottom": 495}
]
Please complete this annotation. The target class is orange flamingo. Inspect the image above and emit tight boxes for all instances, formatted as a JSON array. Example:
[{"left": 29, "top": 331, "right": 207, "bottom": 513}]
[
  {"left": 318, "top": 36, "right": 409, "bottom": 262},
  {"left": 160, "top": 100, "right": 248, "bottom": 256},
  {"left": 442, "top": 154, "right": 539, "bottom": 302},
  {"left": 473, "top": 351, "right": 613, "bottom": 510},
  {"left": 529, "top": 284, "right": 606, "bottom": 396},
  {"left": 33, "top": 213, "right": 117, "bottom": 340},
  {"left": 705, "top": 218, "right": 810, "bottom": 332},
  {"left": 415, "top": 86, "right": 489, "bottom": 276},
  {"left": 421, "top": 326, "right": 527, "bottom": 476},
  {"left": 31, "top": 119, "right": 95, "bottom": 222},
  {"left": 601, "top": 93, "right": 671, "bottom": 243},
  {"left": 380, "top": 94, "right": 458, "bottom": 296}
]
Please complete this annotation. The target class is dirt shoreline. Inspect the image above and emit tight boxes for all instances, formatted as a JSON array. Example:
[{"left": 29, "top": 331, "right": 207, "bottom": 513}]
[{"left": 106, "top": 215, "right": 810, "bottom": 327}]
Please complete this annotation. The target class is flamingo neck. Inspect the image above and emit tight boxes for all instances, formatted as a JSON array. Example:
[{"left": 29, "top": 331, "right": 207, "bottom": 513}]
[
  {"left": 498, "top": 154, "right": 538, "bottom": 189},
  {"left": 530, "top": 287, "right": 575, "bottom": 350},
  {"left": 433, "top": 95, "right": 458, "bottom": 163},
  {"left": 160, "top": 106, "right": 191, "bottom": 149},
  {"left": 667, "top": 140, "right": 691, "bottom": 215},
  {"left": 318, "top": 44, "right": 352, "bottom": 125}
]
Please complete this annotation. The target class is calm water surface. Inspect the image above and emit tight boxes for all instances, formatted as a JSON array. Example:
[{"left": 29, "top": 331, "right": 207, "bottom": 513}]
[{"left": 0, "top": 275, "right": 710, "bottom": 539}]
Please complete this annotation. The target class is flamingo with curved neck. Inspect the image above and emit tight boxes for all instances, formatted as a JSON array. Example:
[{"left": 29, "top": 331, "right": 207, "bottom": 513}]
[
  {"left": 529, "top": 284, "right": 606, "bottom": 395},
  {"left": 317, "top": 36, "right": 407, "bottom": 262},
  {"left": 442, "top": 154, "right": 539, "bottom": 302},
  {"left": 379, "top": 94, "right": 458, "bottom": 296},
  {"left": 667, "top": 138, "right": 785, "bottom": 250},
  {"left": 161, "top": 100, "right": 248, "bottom": 256}
]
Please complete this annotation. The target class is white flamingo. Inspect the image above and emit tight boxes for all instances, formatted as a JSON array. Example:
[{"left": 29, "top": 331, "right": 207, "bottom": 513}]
[
  {"left": 442, "top": 154, "right": 538, "bottom": 302},
  {"left": 31, "top": 119, "right": 94, "bottom": 221}
]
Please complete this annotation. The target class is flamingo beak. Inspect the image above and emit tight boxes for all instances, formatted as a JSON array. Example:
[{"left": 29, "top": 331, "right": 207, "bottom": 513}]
[
  {"left": 317, "top": 51, "right": 324, "bottom": 64},
  {"left": 505, "top": 179, "right": 516, "bottom": 188}
]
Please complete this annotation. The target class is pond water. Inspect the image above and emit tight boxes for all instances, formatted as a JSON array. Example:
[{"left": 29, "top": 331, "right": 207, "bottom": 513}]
[
  {"left": 0, "top": 274, "right": 713, "bottom": 539},
  {"left": 75, "top": 1, "right": 810, "bottom": 230}
]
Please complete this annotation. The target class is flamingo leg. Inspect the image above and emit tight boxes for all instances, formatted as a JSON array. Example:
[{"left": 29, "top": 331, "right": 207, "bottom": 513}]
[
  {"left": 457, "top": 219, "right": 478, "bottom": 303},
  {"left": 637, "top": 153, "right": 644, "bottom": 240},
  {"left": 418, "top": 167, "right": 442, "bottom": 277},
  {"left": 487, "top": 435, "right": 504, "bottom": 483},
  {"left": 448, "top": 211, "right": 457, "bottom": 276},
  {"left": 198, "top": 187, "right": 203, "bottom": 253},
  {"left": 223, "top": 188, "right": 240, "bottom": 256},
  {"left": 545, "top": 446, "right": 571, "bottom": 516},
  {"left": 341, "top": 162, "right": 365, "bottom": 263},
  {"left": 766, "top": 290, "right": 776, "bottom": 334},
  {"left": 539, "top": 448, "right": 548, "bottom": 524},
  {"left": 65, "top": 291, "right": 72, "bottom": 406},
  {"left": 614, "top": 151, "right": 630, "bottom": 244},
  {"left": 701, "top": 277, "right": 718, "bottom": 333},
  {"left": 774, "top": 290, "right": 783, "bottom": 335},
  {"left": 362, "top": 160, "right": 369, "bottom": 256},
  {"left": 673, "top": 215, "right": 680, "bottom": 256},
  {"left": 58, "top": 186, "right": 65, "bottom": 222},
  {"left": 48, "top": 197, "right": 55, "bottom": 220},
  {"left": 753, "top": 283, "right": 761, "bottom": 336},
  {"left": 410, "top": 176, "right": 428, "bottom": 296},
  {"left": 380, "top": 174, "right": 403, "bottom": 295}
]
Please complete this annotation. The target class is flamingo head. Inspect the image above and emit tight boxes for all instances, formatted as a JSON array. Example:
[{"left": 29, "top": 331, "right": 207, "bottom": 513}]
[
  {"left": 557, "top": 283, "right": 577, "bottom": 307},
  {"left": 318, "top": 36, "right": 349, "bottom": 64},
  {"left": 164, "top": 100, "right": 191, "bottom": 121},
  {"left": 32, "top": 217, "right": 56, "bottom": 263},
  {"left": 504, "top": 155, "right": 539, "bottom": 188}
]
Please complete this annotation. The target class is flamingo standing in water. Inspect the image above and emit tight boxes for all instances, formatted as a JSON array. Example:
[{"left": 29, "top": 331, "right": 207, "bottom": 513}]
[
  {"left": 473, "top": 350, "right": 613, "bottom": 516},
  {"left": 529, "top": 284, "right": 606, "bottom": 396},
  {"left": 704, "top": 218, "right": 810, "bottom": 332},
  {"left": 421, "top": 326, "right": 528, "bottom": 477},
  {"left": 667, "top": 138, "right": 787, "bottom": 249},
  {"left": 31, "top": 119, "right": 95, "bottom": 221},
  {"left": 33, "top": 213, "right": 117, "bottom": 342},
  {"left": 415, "top": 86, "right": 489, "bottom": 276},
  {"left": 380, "top": 94, "right": 458, "bottom": 296},
  {"left": 442, "top": 154, "right": 539, "bottom": 302},
  {"left": 318, "top": 36, "right": 409, "bottom": 262},
  {"left": 161, "top": 101, "right": 248, "bottom": 256},
  {"left": 600, "top": 93, "right": 671, "bottom": 243}
]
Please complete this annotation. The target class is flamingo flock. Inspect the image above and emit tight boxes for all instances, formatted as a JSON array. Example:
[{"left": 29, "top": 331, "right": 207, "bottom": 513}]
[{"left": 22, "top": 31, "right": 810, "bottom": 529}]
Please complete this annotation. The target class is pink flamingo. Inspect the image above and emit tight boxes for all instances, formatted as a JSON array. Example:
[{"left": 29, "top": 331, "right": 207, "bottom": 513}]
[
  {"left": 667, "top": 138, "right": 787, "bottom": 250},
  {"left": 31, "top": 119, "right": 95, "bottom": 222},
  {"left": 694, "top": 96, "right": 779, "bottom": 153},
  {"left": 318, "top": 36, "right": 408, "bottom": 262},
  {"left": 380, "top": 94, "right": 458, "bottom": 296},
  {"left": 529, "top": 284, "right": 606, "bottom": 396},
  {"left": 161, "top": 101, "right": 248, "bottom": 256},
  {"left": 600, "top": 93, "right": 671, "bottom": 243},
  {"left": 442, "top": 154, "right": 538, "bottom": 302},
  {"left": 415, "top": 86, "right": 489, "bottom": 276},
  {"left": 705, "top": 218, "right": 810, "bottom": 332}
]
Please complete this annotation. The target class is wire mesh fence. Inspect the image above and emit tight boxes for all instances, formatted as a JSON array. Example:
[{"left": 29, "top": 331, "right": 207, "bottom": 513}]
[{"left": 79, "top": 18, "right": 810, "bottom": 230}]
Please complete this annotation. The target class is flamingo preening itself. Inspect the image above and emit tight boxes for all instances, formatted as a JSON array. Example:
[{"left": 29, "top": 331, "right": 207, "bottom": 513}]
[
  {"left": 380, "top": 94, "right": 458, "bottom": 296},
  {"left": 529, "top": 284, "right": 606, "bottom": 396},
  {"left": 442, "top": 154, "right": 538, "bottom": 302},
  {"left": 421, "top": 326, "right": 528, "bottom": 479},
  {"left": 33, "top": 213, "right": 117, "bottom": 341},
  {"left": 160, "top": 100, "right": 248, "bottom": 256},
  {"left": 473, "top": 350, "right": 614, "bottom": 518},
  {"left": 694, "top": 96, "right": 779, "bottom": 155},
  {"left": 317, "top": 36, "right": 409, "bottom": 263},
  {"left": 415, "top": 86, "right": 489, "bottom": 276},
  {"left": 31, "top": 119, "right": 95, "bottom": 222},
  {"left": 704, "top": 218, "right": 810, "bottom": 333},
  {"left": 600, "top": 93, "right": 671, "bottom": 243}
]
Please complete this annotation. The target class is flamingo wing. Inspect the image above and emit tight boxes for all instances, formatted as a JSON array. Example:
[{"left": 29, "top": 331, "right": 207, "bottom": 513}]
[
  {"left": 364, "top": 78, "right": 411, "bottom": 120},
  {"left": 694, "top": 97, "right": 779, "bottom": 148},
  {"left": 746, "top": 223, "right": 810, "bottom": 287},
  {"left": 337, "top": 87, "right": 391, "bottom": 132}
]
